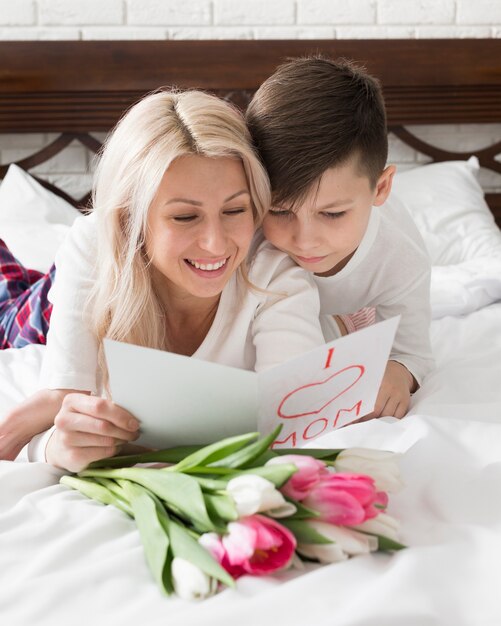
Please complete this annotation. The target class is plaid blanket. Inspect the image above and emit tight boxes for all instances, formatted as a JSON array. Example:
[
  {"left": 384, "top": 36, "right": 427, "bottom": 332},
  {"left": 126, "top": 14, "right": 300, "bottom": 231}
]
[{"left": 0, "top": 240, "right": 54, "bottom": 349}]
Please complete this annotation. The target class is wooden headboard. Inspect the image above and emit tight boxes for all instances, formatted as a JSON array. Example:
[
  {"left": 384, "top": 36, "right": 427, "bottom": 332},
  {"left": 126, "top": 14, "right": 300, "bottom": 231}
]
[{"left": 1, "top": 39, "right": 500, "bottom": 222}]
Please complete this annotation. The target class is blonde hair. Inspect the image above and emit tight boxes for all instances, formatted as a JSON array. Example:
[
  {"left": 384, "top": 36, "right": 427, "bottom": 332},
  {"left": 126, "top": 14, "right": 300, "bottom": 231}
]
[{"left": 88, "top": 89, "right": 270, "bottom": 379}]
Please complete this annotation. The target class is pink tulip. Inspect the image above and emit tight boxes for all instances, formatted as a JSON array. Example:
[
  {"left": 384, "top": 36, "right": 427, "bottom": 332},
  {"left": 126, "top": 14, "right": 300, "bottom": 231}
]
[
  {"left": 199, "top": 515, "right": 296, "bottom": 579},
  {"left": 303, "top": 473, "right": 388, "bottom": 526},
  {"left": 266, "top": 454, "right": 329, "bottom": 501}
]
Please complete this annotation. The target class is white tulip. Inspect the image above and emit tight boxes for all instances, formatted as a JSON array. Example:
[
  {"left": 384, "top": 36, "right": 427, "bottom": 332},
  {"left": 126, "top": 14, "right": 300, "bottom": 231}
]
[
  {"left": 171, "top": 557, "right": 217, "bottom": 601},
  {"left": 266, "top": 501, "right": 298, "bottom": 518},
  {"left": 352, "top": 512, "right": 401, "bottom": 543},
  {"left": 297, "top": 540, "right": 347, "bottom": 564},
  {"left": 334, "top": 448, "right": 404, "bottom": 492},
  {"left": 297, "top": 521, "right": 378, "bottom": 564},
  {"left": 226, "top": 474, "right": 295, "bottom": 517}
]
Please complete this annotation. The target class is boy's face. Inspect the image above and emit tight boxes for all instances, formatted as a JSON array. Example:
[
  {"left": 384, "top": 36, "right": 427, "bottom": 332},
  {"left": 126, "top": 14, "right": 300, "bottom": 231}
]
[{"left": 262, "top": 159, "right": 395, "bottom": 276}]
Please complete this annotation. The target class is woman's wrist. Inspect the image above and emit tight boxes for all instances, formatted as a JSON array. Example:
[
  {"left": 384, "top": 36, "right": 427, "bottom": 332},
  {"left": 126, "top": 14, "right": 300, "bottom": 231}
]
[{"left": 44, "top": 427, "right": 59, "bottom": 466}]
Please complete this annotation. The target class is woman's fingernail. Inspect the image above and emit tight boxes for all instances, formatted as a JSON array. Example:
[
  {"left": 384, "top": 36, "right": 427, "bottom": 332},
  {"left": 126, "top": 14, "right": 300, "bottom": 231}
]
[{"left": 127, "top": 419, "right": 139, "bottom": 431}]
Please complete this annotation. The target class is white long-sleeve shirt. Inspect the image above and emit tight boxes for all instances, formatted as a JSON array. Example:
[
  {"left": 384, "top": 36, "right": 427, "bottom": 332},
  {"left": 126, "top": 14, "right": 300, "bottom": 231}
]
[
  {"left": 316, "top": 199, "right": 434, "bottom": 385},
  {"left": 26, "top": 213, "right": 325, "bottom": 461},
  {"left": 40, "top": 213, "right": 325, "bottom": 391}
]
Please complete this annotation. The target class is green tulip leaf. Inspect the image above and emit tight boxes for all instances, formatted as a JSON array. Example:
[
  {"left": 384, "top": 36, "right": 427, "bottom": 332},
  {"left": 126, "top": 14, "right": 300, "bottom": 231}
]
[
  {"left": 80, "top": 467, "right": 215, "bottom": 532},
  {"left": 373, "top": 533, "right": 407, "bottom": 552},
  {"left": 209, "top": 426, "right": 282, "bottom": 469},
  {"left": 165, "top": 518, "right": 235, "bottom": 588},
  {"left": 204, "top": 493, "right": 238, "bottom": 526},
  {"left": 120, "top": 480, "right": 174, "bottom": 595},
  {"left": 235, "top": 463, "right": 298, "bottom": 488},
  {"left": 171, "top": 432, "right": 259, "bottom": 472},
  {"left": 282, "top": 498, "right": 321, "bottom": 520},
  {"left": 280, "top": 519, "right": 334, "bottom": 545},
  {"left": 273, "top": 448, "right": 344, "bottom": 461},
  {"left": 249, "top": 447, "right": 344, "bottom": 467},
  {"left": 87, "top": 445, "right": 203, "bottom": 468},
  {"left": 190, "top": 475, "right": 230, "bottom": 491}
]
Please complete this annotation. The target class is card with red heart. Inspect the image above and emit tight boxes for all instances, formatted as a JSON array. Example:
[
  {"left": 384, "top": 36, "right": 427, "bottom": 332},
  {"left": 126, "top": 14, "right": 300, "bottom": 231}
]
[{"left": 258, "top": 316, "right": 400, "bottom": 448}]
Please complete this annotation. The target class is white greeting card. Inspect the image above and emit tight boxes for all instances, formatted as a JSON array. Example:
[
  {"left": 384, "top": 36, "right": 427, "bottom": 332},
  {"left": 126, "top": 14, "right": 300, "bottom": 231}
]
[
  {"left": 258, "top": 316, "right": 399, "bottom": 449},
  {"left": 104, "top": 316, "right": 399, "bottom": 449}
]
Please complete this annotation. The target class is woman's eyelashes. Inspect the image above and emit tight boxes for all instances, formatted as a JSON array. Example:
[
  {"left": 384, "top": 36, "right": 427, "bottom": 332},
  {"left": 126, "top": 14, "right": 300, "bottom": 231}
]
[
  {"left": 172, "top": 214, "right": 197, "bottom": 223},
  {"left": 171, "top": 207, "right": 249, "bottom": 223},
  {"left": 223, "top": 207, "right": 248, "bottom": 216}
]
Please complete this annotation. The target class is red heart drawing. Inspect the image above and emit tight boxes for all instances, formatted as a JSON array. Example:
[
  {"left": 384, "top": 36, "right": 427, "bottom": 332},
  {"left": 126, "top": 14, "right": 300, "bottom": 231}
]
[{"left": 277, "top": 365, "right": 365, "bottom": 419}]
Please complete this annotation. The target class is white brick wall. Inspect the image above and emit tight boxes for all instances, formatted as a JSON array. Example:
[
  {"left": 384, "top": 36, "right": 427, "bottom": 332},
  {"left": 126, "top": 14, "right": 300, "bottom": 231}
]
[
  {"left": 0, "top": 0, "right": 35, "bottom": 26},
  {"left": 298, "top": 0, "right": 376, "bottom": 26},
  {"left": 458, "top": 0, "right": 501, "bottom": 25},
  {"left": 38, "top": 0, "right": 124, "bottom": 26},
  {"left": 0, "top": 0, "right": 500, "bottom": 197},
  {"left": 0, "top": 0, "right": 498, "bottom": 40},
  {"left": 215, "top": 0, "right": 295, "bottom": 26},
  {"left": 378, "top": 0, "right": 456, "bottom": 25},
  {"left": 127, "top": 0, "right": 211, "bottom": 27}
]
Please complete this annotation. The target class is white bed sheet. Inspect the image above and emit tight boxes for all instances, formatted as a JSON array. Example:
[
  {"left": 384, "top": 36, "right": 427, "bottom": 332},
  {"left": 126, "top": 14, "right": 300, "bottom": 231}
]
[{"left": 1, "top": 303, "right": 501, "bottom": 626}]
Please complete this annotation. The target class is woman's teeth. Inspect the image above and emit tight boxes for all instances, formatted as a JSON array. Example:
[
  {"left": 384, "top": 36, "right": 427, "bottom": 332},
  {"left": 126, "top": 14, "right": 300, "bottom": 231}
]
[{"left": 187, "top": 258, "right": 227, "bottom": 271}]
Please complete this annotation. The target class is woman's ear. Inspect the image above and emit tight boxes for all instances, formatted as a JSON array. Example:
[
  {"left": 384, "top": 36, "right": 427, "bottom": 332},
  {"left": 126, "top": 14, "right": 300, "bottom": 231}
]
[{"left": 373, "top": 165, "right": 396, "bottom": 206}]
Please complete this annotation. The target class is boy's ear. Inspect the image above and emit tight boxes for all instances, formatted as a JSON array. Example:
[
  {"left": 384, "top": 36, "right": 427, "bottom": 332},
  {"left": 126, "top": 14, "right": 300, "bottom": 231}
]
[{"left": 373, "top": 165, "right": 396, "bottom": 206}]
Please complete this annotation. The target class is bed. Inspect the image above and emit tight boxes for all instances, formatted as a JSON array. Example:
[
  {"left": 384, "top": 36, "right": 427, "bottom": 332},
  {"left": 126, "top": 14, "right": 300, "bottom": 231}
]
[{"left": 1, "top": 40, "right": 501, "bottom": 625}]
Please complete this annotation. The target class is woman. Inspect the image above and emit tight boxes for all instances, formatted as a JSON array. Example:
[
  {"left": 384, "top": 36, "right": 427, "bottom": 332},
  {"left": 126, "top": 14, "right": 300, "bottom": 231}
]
[{"left": 1, "top": 90, "right": 324, "bottom": 470}]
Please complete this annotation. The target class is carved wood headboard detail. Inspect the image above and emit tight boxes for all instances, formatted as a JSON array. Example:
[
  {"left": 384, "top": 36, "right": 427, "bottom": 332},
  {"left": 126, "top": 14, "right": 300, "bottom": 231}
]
[{"left": 1, "top": 39, "right": 500, "bottom": 220}]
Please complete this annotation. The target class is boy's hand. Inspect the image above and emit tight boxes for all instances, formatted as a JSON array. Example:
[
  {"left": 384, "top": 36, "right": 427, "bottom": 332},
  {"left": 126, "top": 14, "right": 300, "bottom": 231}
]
[
  {"left": 358, "top": 360, "right": 416, "bottom": 421},
  {"left": 373, "top": 360, "right": 416, "bottom": 418}
]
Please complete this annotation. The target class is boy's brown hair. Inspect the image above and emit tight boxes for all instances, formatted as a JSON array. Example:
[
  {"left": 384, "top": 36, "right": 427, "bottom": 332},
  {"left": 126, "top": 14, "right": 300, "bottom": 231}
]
[{"left": 246, "top": 55, "right": 388, "bottom": 208}]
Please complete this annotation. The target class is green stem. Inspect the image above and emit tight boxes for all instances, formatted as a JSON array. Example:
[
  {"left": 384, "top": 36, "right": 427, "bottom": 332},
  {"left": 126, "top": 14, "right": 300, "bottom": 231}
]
[{"left": 181, "top": 466, "right": 234, "bottom": 476}]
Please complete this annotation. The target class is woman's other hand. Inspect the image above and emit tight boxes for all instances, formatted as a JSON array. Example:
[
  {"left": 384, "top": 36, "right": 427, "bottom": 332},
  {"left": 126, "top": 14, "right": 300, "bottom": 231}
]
[{"left": 0, "top": 388, "right": 80, "bottom": 461}]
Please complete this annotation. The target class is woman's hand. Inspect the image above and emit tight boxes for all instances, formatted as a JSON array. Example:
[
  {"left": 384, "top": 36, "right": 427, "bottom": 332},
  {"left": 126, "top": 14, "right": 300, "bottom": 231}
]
[{"left": 46, "top": 393, "right": 140, "bottom": 472}]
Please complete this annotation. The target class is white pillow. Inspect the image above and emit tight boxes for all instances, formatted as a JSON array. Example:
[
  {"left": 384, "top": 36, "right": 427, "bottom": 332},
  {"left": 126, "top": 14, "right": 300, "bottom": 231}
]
[
  {"left": 387, "top": 157, "right": 501, "bottom": 318},
  {"left": 0, "top": 164, "right": 81, "bottom": 273}
]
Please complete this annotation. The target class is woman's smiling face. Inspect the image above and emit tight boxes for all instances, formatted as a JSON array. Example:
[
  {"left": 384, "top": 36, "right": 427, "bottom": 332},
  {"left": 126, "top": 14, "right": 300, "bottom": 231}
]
[{"left": 145, "top": 154, "right": 255, "bottom": 303}]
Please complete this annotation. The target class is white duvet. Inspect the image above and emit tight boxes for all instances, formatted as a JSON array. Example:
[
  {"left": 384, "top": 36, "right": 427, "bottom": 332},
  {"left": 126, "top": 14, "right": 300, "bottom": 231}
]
[{"left": 1, "top": 303, "right": 501, "bottom": 626}]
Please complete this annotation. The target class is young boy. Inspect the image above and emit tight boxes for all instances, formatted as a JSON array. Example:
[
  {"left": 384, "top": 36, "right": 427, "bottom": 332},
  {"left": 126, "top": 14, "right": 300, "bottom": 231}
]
[{"left": 246, "top": 56, "right": 434, "bottom": 419}]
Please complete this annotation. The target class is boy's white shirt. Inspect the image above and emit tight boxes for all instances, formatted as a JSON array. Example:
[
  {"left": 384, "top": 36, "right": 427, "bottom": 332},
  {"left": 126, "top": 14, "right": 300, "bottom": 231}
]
[
  {"left": 314, "top": 198, "right": 434, "bottom": 385},
  {"left": 25, "top": 213, "right": 325, "bottom": 462}
]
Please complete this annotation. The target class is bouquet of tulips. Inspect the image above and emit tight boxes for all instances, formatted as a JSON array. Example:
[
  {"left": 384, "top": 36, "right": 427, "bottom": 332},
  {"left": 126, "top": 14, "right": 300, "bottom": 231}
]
[{"left": 61, "top": 426, "right": 405, "bottom": 600}]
